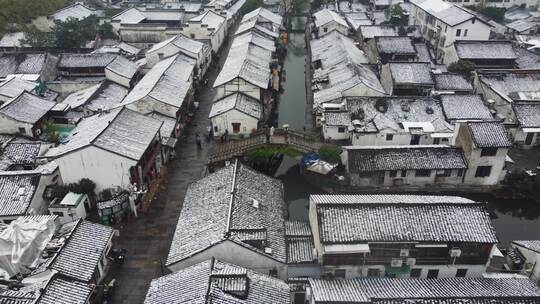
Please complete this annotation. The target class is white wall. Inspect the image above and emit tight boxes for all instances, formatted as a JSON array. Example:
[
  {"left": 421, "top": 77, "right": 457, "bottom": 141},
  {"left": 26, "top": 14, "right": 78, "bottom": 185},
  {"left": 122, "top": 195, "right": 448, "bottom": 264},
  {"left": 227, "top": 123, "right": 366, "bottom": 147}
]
[
  {"left": 181, "top": 20, "right": 227, "bottom": 53},
  {"left": 0, "top": 115, "right": 35, "bottom": 137},
  {"left": 323, "top": 263, "right": 487, "bottom": 279},
  {"left": 351, "top": 131, "right": 452, "bottom": 146},
  {"left": 463, "top": 147, "right": 508, "bottom": 186},
  {"left": 105, "top": 68, "right": 131, "bottom": 88},
  {"left": 322, "top": 125, "right": 350, "bottom": 141},
  {"left": 167, "top": 240, "right": 288, "bottom": 280},
  {"left": 53, "top": 146, "right": 137, "bottom": 192},
  {"left": 211, "top": 110, "right": 259, "bottom": 137},
  {"left": 318, "top": 21, "right": 349, "bottom": 36},
  {"left": 126, "top": 96, "right": 181, "bottom": 118}
]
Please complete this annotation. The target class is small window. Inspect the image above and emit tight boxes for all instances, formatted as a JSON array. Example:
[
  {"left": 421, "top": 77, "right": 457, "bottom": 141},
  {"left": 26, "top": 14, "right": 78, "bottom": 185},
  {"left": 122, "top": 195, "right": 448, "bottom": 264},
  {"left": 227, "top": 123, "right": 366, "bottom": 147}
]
[
  {"left": 214, "top": 126, "right": 218, "bottom": 132},
  {"left": 410, "top": 268, "right": 422, "bottom": 278},
  {"left": 457, "top": 169, "right": 464, "bottom": 177},
  {"left": 52, "top": 211, "right": 64, "bottom": 217},
  {"left": 456, "top": 29, "right": 461, "bottom": 37},
  {"left": 442, "top": 138, "right": 449, "bottom": 142},
  {"left": 445, "top": 25, "right": 447, "bottom": 32},
  {"left": 232, "top": 123, "right": 241, "bottom": 133},
  {"left": 367, "top": 268, "right": 380, "bottom": 277},
  {"left": 400, "top": 170, "right": 407, "bottom": 177},
  {"left": 389, "top": 170, "right": 398, "bottom": 178},
  {"left": 415, "top": 169, "right": 431, "bottom": 177},
  {"left": 436, "top": 169, "right": 452, "bottom": 177},
  {"left": 475, "top": 166, "right": 492, "bottom": 177},
  {"left": 158, "top": 53, "right": 164, "bottom": 59},
  {"left": 472, "top": 18, "right": 476, "bottom": 23},
  {"left": 190, "top": 33, "right": 195, "bottom": 38},
  {"left": 338, "top": 126, "right": 346, "bottom": 133},
  {"left": 456, "top": 269, "right": 468, "bottom": 277},
  {"left": 386, "top": 134, "right": 394, "bottom": 141},
  {"left": 18, "top": 128, "right": 26, "bottom": 134},
  {"left": 323, "top": 27, "right": 328, "bottom": 33},
  {"left": 433, "top": 138, "right": 440, "bottom": 145},
  {"left": 334, "top": 269, "right": 346, "bottom": 278},
  {"left": 480, "top": 148, "right": 497, "bottom": 157},
  {"left": 427, "top": 269, "right": 439, "bottom": 279},
  {"left": 464, "top": 29, "right": 468, "bottom": 37}
]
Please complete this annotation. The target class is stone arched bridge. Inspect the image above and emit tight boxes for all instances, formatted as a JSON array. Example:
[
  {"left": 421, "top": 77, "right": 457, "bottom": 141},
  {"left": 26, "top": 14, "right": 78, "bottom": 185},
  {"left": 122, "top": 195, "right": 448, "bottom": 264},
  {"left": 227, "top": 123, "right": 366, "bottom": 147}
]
[{"left": 207, "top": 129, "right": 325, "bottom": 164}]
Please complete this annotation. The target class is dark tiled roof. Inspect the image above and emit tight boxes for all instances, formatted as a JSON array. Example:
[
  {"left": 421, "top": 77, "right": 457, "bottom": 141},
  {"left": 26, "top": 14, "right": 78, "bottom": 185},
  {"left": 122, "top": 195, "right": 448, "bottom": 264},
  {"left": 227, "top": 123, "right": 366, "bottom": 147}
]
[
  {"left": 468, "top": 122, "right": 512, "bottom": 148},
  {"left": 144, "top": 259, "right": 290, "bottom": 304},
  {"left": 0, "top": 141, "right": 40, "bottom": 170},
  {"left": 166, "top": 162, "right": 287, "bottom": 266},
  {"left": 58, "top": 53, "right": 117, "bottom": 68},
  {"left": 513, "top": 240, "right": 540, "bottom": 253},
  {"left": 434, "top": 73, "right": 473, "bottom": 91},
  {"left": 309, "top": 277, "right": 540, "bottom": 303},
  {"left": 313, "top": 194, "right": 497, "bottom": 244},
  {"left": 345, "top": 146, "right": 467, "bottom": 172},
  {"left": 513, "top": 103, "right": 540, "bottom": 128},
  {"left": 34, "top": 277, "right": 93, "bottom": 304},
  {"left": 455, "top": 41, "right": 517, "bottom": 60},
  {"left": 285, "top": 221, "right": 315, "bottom": 264},
  {"left": 0, "top": 173, "right": 40, "bottom": 217},
  {"left": 50, "top": 220, "right": 114, "bottom": 282},
  {"left": 376, "top": 36, "right": 416, "bottom": 54},
  {"left": 441, "top": 95, "right": 493, "bottom": 121}
]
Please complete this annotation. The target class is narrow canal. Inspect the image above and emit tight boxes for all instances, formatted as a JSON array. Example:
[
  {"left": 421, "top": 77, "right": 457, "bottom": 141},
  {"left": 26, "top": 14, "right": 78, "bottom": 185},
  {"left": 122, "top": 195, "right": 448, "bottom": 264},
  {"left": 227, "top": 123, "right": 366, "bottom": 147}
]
[
  {"left": 277, "top": 16, "right": 308, "bottom": 130},
  {"left": 272, "top": 16, "right": 540, "bottom": 246}
]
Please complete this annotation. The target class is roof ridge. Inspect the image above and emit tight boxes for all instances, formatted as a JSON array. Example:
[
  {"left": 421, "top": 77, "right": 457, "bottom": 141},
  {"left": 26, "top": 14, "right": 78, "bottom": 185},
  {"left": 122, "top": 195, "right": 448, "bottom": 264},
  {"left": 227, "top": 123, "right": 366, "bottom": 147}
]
[{"left": 89, "top": 107, "right": 124, "bottom": 146}]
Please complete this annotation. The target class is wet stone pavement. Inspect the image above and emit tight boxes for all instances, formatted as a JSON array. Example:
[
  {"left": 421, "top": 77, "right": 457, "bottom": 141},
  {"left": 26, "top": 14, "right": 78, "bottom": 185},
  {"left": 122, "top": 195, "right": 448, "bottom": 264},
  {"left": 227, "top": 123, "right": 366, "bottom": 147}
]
[{"left": 110, "top": 28, "right": 237, "bottom": 304}]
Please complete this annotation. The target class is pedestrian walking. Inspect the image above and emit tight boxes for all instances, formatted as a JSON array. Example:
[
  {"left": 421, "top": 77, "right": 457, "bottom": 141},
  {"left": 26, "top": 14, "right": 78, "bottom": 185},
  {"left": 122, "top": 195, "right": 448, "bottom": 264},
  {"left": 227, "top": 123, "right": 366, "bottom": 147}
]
[
  {"left": 224, "top": 129, "right": 229, "bottom": 142},
  {"left": 206, "top": 125, "right": 212, "bottom": 140},
  {"left": 195, "top": 133, "right": 202, "bottom": 149}
]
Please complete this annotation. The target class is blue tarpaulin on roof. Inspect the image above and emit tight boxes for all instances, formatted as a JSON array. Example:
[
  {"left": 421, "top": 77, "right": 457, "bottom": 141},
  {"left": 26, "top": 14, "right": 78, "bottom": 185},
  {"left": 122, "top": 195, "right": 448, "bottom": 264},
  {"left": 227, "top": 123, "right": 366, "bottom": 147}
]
[{"left": 301, "top": 153, "right": 320, "bottom": 167}]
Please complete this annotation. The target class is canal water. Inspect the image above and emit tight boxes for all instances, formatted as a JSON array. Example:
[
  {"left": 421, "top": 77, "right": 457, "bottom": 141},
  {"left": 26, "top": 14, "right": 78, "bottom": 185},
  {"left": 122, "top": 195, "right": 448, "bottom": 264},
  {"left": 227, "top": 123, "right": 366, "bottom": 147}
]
[
  {"left": 273, "top": 16, "right": 540, "bottom": 246},
  {"left": 275, "top": 157, "right": 540, "bottom": 245},
  {"left": 277, "top": 17, "right": 308, "bottom": 130}
]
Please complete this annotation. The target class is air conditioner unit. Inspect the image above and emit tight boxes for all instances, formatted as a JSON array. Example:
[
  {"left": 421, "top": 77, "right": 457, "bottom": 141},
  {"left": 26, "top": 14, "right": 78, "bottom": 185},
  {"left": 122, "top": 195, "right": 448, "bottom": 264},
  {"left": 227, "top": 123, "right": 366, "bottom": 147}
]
[
  {"left": 400, "top": 249, "right": 410, "bottom": 257},
  {"left": 391, "top": 258, "right": 403, "bottom": 267},
  {"left": 406, "top": 258, "right": 416, "bottom": 266},
  {"left": 450, "top": 248, "right": 462, "bottom": 258}
]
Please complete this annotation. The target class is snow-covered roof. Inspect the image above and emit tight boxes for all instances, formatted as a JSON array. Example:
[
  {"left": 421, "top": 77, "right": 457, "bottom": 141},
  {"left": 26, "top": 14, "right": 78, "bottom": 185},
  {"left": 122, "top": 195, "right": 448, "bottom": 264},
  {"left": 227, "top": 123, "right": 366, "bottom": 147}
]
[
  {"left": 343, "top": 145, "right": 467, "bottom": 172},
  {"left": 0, "top": 78, "right": 37, "bottom": 100},
  {"left": 513, "top": 102, "right": 540, "bottom": 128},
  {"left": 213, "top": 36, "right": 272, "bottom": 89},
  {"left": 311, "top": 31, "right": 385, "bottom": 107},
  {"left": 312, "top": 193, "right": 497, "bottom": 243},
  {"left": 166, "top": 161, "right": 287, "bottom": 266},
  {"left": 345, "top": 12, "right": 372, "bottom": 30},
  {"left": 241, "top": 7, "right": 283, "bottom": 27},
  {"left": 434, "top": 73, "right": 472, "bottom": 91},
  {"left": 506, "top": 19, "right": 536, "bottom": 32},
  {"left": 235, "top": 18, "right": 280, "bottom": 39},
  {"left": 92, "top": 108, "right": 162, "bottom": 160},
  {"left": 359, "top": 25, "right": 397, "bottom": 39},
  {"left": 112, "top": 7, "right": 147, "bottom": 24},
  {"left": 45, "top": 107, "right": 162, "bottom": 160},
  {"left": 410, "top": 0, "right": 475, "bottom": 26},
  {"left": 52, "top": 3, "right": 96, "bottom": 21},
  {"left": 323, "top": 112, "right": 351, "bottom": 127},
  {"left": 467, "top": 122, "right": 512, "bottom": 148},
  {"left": 147, "top": 34, "right": 205, "bottom": 57},
  {"left": 0, "top": 32, "right": 27, "bottom": 48},
  {"left": 389, "top": 62, "right": 434, "bottom": 85},
  {"left": 0, "top": 92, "right": 55, "bottom": 124},
  {"left": 441, "top": 94, "right": 493, "bottom": 121},
  {"left": 478, "top": 70, "right": 540, "bottom": 101},
  {"left": 309, "top": 277, "right": 540, "bottom": 303},
  {"left": 62, "top": 81, "right": 127, "bottom": 112},
  {"left": 513, "top": 240, "right": 540, "bottom": 253},
  {"left": 144, "top": 259, "right": 290, "bottom": 304},
  {"left": 376, "top": 36, "right": 416, "bottom": 54},
  {"left": 0, "top": 138, "right": 41, "bottom": 171},
  {"left": 58, "top": 53, "right": 117, "bottom": 69},
  {"left": 0, "top": 53, "right": 48, "bottom": 78},
  {"left": 209, "top": 92, "right": 262, "bottom": 119},
  {"left": 123, "top": 54, "right": 195, "bottom": 108},
  {"left": 0, "top": 173, "right": 40, "bottom": 217},
  {"left": 285, "top": 221, "right": 315, "bottom": 264},
  {"left": 34, "top": 276, "right": 93, "bottom": 304},
  {"left": 346, "top": 96, "right": 452, "bottom": 134},
  {"left": 146, "top": 112, "right": 176, "bottom": 138},
  {"left": 189, "top": 10, "right": 226, "bottom": 32},
  {"left": 106, "top": 55, "right": 139, "bottom": 80},
  {"left": 233, "top": 31, "right": 276, "bottom": 52},
  {"left": 50, "top": 220, "right": 114, "bottom": 282},
  {"left": 314, "top": 9, "right": 349, "bottom": 29},
  {"left": 455, "top": 41, "right": 517, "bottom": 60}
]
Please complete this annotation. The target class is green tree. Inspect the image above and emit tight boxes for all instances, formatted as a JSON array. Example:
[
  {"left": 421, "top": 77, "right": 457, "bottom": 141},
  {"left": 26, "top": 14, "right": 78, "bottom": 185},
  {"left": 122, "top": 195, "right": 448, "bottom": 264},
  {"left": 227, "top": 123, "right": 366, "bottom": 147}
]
[
  {"left": 464, "top": 5, "right": 505, "bottom": 23},
  {"left": 385, "top": 4, "right": 408, "bottom": 26},
  {"left": 318, "top": 145, "right": 342, "bottom": 164},
  {"left": 448, "top": 60, "right": 475, "bottom": 79},
  {"left": 98, "top": 22, "right": 116, "bottom": 39},
  {"left": 239, "top": 0, "right": 264, "bottom": 15},
  {"left": 0, "top": 0, "right": 66, "bottom": 36}
]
